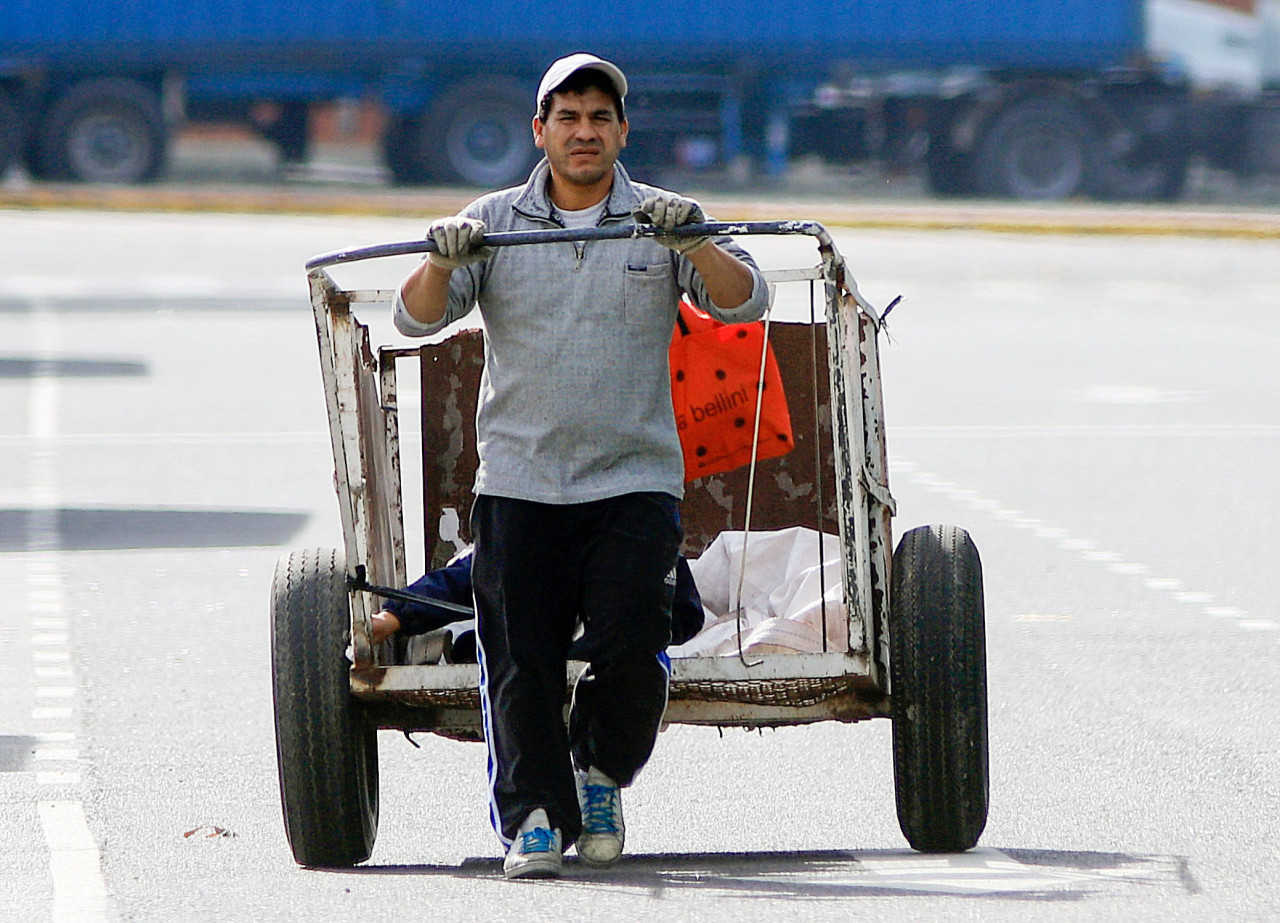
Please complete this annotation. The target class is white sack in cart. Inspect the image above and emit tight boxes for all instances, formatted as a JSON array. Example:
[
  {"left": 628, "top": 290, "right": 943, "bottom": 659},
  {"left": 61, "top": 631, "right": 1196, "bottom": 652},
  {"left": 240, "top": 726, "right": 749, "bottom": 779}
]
[{"left": 671, "top": 527, "right": 849, "bottom": 658}]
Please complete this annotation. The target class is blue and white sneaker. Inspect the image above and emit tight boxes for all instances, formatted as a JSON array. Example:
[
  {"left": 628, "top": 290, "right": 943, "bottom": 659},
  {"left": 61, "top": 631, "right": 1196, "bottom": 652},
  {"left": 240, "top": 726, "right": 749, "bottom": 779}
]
[
  {"left": 576, "top": 768, "right": 624, "bottom": 868},
  {"left": 503, "top": 809, "right": 562, "bottom": 879}
]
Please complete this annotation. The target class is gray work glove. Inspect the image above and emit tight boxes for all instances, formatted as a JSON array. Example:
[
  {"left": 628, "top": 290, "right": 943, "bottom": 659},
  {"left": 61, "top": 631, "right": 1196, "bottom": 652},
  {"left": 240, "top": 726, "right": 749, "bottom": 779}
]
[
  {"left": 426, "top": 216, "right": 492, "bottom": 270},
  {"left": 634, "top": 193, "right": 711, "bottom": 255}
]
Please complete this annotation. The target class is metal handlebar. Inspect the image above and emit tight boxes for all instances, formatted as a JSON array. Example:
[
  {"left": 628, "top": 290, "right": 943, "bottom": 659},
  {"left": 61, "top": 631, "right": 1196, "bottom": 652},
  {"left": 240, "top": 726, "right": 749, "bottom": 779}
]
[{"left": 304, "top": 220, "right": 833, "bottom": 271}]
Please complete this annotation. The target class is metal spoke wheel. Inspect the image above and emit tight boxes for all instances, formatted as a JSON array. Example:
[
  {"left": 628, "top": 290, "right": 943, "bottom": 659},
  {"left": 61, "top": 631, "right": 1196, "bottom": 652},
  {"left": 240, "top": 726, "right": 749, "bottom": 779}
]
[
  {"left": 271, "top": 547, "right": 379, "bottom": 867},
  {"left": 889, "top": 524, "right": 989, "bottom": 853}
]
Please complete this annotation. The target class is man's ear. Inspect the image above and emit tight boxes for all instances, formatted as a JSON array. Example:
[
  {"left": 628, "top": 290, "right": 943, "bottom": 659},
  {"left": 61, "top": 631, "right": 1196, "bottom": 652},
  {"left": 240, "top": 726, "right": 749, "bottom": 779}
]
[
  {"left": 619, "top": 117, "right": 628, "bottom": 148},
  {"left": 532, "top": 116, "right": 545, "bottom": 150}
]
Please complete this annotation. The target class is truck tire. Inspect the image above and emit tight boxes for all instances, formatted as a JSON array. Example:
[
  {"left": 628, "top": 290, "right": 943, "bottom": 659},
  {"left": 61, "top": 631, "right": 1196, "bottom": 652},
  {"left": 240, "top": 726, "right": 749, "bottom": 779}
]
[
  {"left": 890, "top": 524, "right": 988, "bottom": 853},
  {"left": 924, "top": 140, "right": 976, "bottom": 197},
  {"left": 1097, "top": 147, "right": 1190, "bottom": 202},
  {"left": 0, "top": 90, "right": 21, "bottom": 177},
  {"left": 36, "top": 78, "right": 166, "bottom": 183},
  {"left": 382, "top": 115, "right": 433, "bottom": 185},
  {"left": 974, "top": 97, "right": 1096, "bottom": 200},
  {"left": 272, "top": 547, "right": 379, "bottom": 867},
  {"left": 422, "top": 78, "right": 538, "bottom": 187}
]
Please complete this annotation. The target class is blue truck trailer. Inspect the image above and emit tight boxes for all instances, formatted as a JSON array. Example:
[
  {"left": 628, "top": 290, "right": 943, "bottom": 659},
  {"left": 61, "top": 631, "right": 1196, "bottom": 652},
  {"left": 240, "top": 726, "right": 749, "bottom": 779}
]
[{"left": 1, "top": 0, "right": 1276, "bottom": 198}]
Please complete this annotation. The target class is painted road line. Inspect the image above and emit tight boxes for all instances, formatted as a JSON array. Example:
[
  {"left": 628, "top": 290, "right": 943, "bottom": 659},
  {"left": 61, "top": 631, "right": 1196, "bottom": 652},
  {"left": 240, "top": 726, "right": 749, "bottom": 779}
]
[
  {"left": 693, "top": 847, "right": 1186, "bottom": 897},
  {"left": 26, "top": 301, "right": 114, "bottom": 920},
  {"left": 32, "top": 707, "right": 74, "bottom": 721},
  {"left": 893, "top": 456, "right": 1264, "bottom": 633},
  {"left": 37, "top": 802, "right": 115, "bottom": 923}
]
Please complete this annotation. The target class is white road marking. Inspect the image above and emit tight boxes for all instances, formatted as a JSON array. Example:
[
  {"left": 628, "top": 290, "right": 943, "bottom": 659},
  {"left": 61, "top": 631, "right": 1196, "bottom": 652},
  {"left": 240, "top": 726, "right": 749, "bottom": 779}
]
[
  {"left": 24, "top": 303, "right": 114, "bottom": 920},
  {"left": 35, "top": 666, "right": 75, "bottom": 680},
  {"left": 702, "top": 848, "right": 1180, "bottom": 896},
  {"left": 0, "top": 431, "right": 329, "bottom": 447},
  {"left": 0, "top": 274, "right": 300, "bottom": 300},
  {"left": 32, "top": 707, "right": 74, "bottom": 721},
  {"left": 894, "top": 457, "right": 1266, "bottom": 634},
  {"left": 36, "top": 732, "right": 76, "bottom": 744},
  {"left": 1107, "top": 562, "right": 1149, "bottom": 575},
  {"left": 892, "top": 424, "right": 1280, "bottom": 437},
  {"left": 37, "top": 802, "right": 115, "bottom": 922},
  {"left": 847, "top": 849, "right": 1096, "bottom": 894}
]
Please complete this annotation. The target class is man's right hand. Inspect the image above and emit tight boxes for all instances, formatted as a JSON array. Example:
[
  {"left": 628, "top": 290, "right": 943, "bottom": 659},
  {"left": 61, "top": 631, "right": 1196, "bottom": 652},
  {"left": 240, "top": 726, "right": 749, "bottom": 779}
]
[{"left": 427, "top": 216, "right": 493, "bottom": 270}]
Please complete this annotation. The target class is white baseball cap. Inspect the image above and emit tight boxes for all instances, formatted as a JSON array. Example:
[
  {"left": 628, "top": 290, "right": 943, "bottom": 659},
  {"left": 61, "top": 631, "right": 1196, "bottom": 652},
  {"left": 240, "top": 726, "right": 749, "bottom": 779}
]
[{"left": 536, "top": 53, "right": 628, "bottom": 114}]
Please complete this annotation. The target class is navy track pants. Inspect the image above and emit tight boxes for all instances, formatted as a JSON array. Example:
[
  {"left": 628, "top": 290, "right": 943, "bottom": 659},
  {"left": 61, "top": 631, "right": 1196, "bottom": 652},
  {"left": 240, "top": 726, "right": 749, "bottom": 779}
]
[{"left": 470, "top": 491, "right": 680, "bottom": 847}]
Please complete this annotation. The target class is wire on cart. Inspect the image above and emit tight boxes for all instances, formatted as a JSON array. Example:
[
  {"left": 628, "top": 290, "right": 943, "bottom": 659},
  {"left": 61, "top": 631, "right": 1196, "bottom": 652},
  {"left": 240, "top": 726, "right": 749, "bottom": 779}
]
[
  {"left": 809, "top": 279, "right": 828, "bottom": 653},
  {"left": 732, "top": 294, "right": 778, "bottom": 669}
]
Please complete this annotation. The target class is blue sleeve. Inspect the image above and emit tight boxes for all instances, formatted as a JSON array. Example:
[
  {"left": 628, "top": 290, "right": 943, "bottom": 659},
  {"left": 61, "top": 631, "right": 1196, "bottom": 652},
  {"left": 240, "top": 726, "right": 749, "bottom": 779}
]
[{"left": 382, "top": 551, "right": 474, "bottom": 635}]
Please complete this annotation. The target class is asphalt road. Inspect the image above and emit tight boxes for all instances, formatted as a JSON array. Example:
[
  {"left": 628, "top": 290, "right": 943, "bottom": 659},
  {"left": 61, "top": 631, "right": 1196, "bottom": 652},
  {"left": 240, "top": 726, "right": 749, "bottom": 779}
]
[{"left": 0, "top": 204, "right": 1277, "bottom": 921}]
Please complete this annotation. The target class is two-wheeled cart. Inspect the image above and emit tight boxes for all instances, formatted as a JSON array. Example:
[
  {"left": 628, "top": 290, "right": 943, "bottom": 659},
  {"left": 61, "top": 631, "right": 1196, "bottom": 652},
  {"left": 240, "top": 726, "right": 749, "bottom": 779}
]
[{"left": 272, "top": 221, "right": 988, "bottom": 867}]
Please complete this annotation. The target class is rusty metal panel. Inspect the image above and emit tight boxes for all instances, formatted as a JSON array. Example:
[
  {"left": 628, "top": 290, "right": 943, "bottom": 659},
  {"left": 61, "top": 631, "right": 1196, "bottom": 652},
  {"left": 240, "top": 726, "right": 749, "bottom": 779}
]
[
  {"left": 351, "top": 324, "right": 398, "bottom": 593},
  {"left": 308, "top": 270, "right": 356, "bottom": 560},
  {"left": 417, "top": 323, "right": 839, "bottom": 563},
  {"left": 858, "top": 309, "right": 894, "bottom": 687},
  {"left": 419, "top": 328, "right": 485, "bottom": 570},
  {"left": 379, "top": 349, "right": 408, "bottom": 586},
  {"left": 308, "top": 221, "right": 899, "bottom": 730},
  {"left": 824, "top": 283, "right": 870, "bottom": 657},
  {"left": 308, "top": 271, "right": 400, "bottom": 666}
]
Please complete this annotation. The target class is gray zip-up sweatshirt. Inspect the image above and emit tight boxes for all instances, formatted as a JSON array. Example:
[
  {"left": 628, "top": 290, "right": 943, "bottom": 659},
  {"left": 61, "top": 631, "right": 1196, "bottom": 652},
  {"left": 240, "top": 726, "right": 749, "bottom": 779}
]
[{"left": 396, "top": 159, "right": 769, "bottom": 504}]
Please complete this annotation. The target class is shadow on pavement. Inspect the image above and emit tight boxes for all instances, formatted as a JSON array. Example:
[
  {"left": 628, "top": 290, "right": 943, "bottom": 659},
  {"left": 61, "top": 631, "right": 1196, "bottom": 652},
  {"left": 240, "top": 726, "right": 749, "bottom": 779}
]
[
  {"left": 0, "top": 356, "right": 149, "bottom": 378},
  {"left": 0, "top": 735, "right": 38, "bottom": 772},
  {"left": 328, "top": 847, "right": 1195, "bottom": 901},
  {"left": 0, "top": 508, "right": 309, "bottom": 551}
]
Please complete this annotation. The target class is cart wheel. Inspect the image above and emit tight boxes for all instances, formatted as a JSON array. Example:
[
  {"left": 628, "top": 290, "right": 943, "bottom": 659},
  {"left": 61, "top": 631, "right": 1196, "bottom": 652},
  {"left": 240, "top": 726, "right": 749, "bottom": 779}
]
[
  {"left": 271, "top": 547, "right": 379, "bottom": 867},
  {"left": 889, "top": 524, "right": 988, "bottom": 852}
]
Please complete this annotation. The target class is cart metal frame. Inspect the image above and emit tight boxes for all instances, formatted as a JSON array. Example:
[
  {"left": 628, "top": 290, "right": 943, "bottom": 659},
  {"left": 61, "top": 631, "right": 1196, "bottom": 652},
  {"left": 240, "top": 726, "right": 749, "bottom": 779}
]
[
  {"left": 306, "top": 221, "right": 893, "bottom": 731},
  {"left": 273, "top": 221, "right": 988, "bottom": 866}
]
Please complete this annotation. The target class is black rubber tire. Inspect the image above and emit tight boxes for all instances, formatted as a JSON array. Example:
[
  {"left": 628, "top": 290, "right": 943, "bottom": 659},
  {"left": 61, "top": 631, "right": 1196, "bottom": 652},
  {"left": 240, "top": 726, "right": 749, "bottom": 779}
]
[
  {"left": 0, "top": 89, "right": 21, "bottom": 177},
  {"left": 974, "top": 97, "right": 1096, "bottom": 200},
  {"left": 271, "top": 547, "right": 379, "bottom": 867},
  {"left": 889, "top": 524, "right": 988, "bottom": 853},
  {"left": 421, "top": 78, "right": 538, "bottom": 187},
  {"left": 1096, "top": 147, "right": 1190, "bottom": 202},
  {"left": 36, "top": 78, "right": 167, "bottom": 183},
  {"left": 923, "top": 139, "right": 976, "bottom": 198},
  {"left": 383, "top": 115, "right": 429, "bottom": 185}
]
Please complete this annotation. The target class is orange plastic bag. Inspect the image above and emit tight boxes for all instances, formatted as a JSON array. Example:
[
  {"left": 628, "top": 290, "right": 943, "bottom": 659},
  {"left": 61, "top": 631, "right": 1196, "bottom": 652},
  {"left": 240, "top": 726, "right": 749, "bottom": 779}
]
[{"left": 669, "top": 299, "right": 794, "bottom": 481}]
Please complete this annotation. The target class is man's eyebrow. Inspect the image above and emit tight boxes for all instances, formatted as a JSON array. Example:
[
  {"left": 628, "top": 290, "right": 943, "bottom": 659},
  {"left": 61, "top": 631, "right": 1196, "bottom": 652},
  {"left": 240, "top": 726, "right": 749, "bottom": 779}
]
[{"left": 550, "top": 103, "right": 616, "bottom": 119}]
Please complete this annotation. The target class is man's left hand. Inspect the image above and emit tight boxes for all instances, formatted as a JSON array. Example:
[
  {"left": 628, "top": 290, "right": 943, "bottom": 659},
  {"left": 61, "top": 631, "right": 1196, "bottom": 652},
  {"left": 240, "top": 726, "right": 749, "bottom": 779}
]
[{"left": 635, "top": 193, "right": 710, "bottom": 255}]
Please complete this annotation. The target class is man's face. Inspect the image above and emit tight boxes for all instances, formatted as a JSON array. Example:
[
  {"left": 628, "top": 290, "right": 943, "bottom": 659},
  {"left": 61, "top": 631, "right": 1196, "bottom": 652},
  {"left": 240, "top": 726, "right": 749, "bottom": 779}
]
[{"left": 533, "top": 86, "right": 628, "bottom": 190}]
